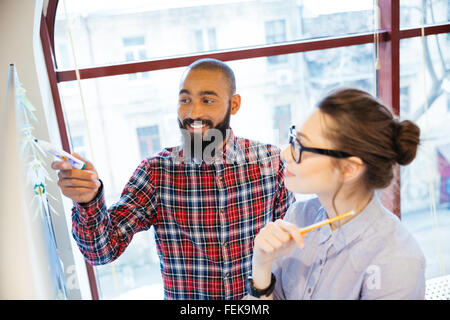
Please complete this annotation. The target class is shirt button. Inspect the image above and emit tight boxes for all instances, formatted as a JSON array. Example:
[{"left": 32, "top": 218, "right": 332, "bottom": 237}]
[
  {"left": 220, "top": 208, "right": 225, "bottom": 214},
  {"left": 319, "top": 259, "right": 323, "bottom": 265},
  {"left": 308, "top": 288, "right": 312, "bottom": 294},
  {"left": 222, "top": 242, "right": 228, "bottom": 247}
]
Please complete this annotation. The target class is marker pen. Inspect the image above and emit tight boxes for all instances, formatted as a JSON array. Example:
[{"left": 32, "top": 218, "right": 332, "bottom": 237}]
[{"left": 34, "top": 139, "right": 86, "bottom": 170}]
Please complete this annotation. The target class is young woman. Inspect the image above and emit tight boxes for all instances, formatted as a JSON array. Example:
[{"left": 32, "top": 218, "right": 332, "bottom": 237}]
[{"left": 246, "top": 88, "right": 425, "bottom": 300}]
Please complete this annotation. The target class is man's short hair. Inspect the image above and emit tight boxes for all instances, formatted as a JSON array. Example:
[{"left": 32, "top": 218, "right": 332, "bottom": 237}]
[{"left": 187, "top": 58, "right": 236, "bottom": 96}]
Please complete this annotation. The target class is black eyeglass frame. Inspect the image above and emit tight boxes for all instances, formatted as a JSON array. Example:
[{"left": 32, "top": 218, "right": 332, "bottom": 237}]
[{"left": 289, "top": 125, "right": 353, "bottom": 164}]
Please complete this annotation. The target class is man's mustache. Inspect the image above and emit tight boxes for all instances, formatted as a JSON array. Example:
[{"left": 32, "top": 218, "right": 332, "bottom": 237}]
[{"left": 182, "top": 118, "right": 214, "bottom": 129}]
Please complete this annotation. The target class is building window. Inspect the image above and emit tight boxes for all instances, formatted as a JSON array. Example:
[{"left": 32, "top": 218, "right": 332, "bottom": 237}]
[
  {"left": 265, "top": 19, "right": 288, "bottom": 64},
  {"left": 122, "top": 36, "right": 149, "bottom": 80},
  {"left": 273, "top": 104, "right": 291, "bottom": 146},
  {"left": 194, "top": 28, "right": 217, "bottom": 52},
  {"left": 137, "top": 125, "right": 161, "bottom": 159},
  {"left": 71, "top": 135, "right": 87, "bottom": 159},
  {"left": 400, "top": 85, "right": 410, "bottom": 115},
  {"left": 400, "top": 33, "right": 450, "bottom": 280}
]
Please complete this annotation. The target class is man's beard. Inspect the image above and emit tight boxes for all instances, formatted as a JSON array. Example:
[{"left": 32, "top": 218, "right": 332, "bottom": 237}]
[{"left": 178, "top": 103, "right": 231, "bottom": 162}]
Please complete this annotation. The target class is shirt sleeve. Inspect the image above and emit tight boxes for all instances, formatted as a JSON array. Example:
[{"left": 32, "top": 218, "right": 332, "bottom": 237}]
[
  {"left": 71, "top": 158, "right": 158, "bottom": 265},
  {"left": 271, "top": 258, "right": 286, "bottom": 300},
  {"left": 270, "top": 201, "right": 302, "bottom": 300},
  {"left": 360, "top": 256, "right": 426, "bottom": 300},
  {"left": 271, "top": 151, "right": 295, "bottom": 221}
]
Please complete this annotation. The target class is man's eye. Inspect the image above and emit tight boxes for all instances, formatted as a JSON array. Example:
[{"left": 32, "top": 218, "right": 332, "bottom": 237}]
[
  {"left": 179, "top": 98, "right": 190, "bottom": 104},
  {"left": 203, "top": 98, "right": 214, "bottom": 104}
]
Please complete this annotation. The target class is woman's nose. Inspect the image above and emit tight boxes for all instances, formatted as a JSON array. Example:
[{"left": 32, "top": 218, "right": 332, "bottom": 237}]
[{"left": 281, "top": 146, "right": 292, "bottom": 163}]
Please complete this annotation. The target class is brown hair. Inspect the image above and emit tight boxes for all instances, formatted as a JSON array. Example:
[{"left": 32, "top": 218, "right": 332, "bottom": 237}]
[{"left": 317, "top": 88, "right": 420, "bottom": 193}]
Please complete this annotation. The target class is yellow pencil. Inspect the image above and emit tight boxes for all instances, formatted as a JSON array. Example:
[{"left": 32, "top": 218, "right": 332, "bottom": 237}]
[{"left": 299, "top": 210, "right": 355, "bottom": 235}]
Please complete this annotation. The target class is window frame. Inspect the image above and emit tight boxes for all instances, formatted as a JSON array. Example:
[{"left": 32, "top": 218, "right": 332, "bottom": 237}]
[{"left": 40, "top": 0, "right": 450, "bottom": 300}]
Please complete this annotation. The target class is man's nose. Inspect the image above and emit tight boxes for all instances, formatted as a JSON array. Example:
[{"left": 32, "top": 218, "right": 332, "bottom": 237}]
[{"left": 189, "top": 100, "right": 204, "bottom": 120}]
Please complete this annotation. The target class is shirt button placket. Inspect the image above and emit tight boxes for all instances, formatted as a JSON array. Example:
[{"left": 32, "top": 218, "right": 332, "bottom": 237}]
[
  {"left": 216, "top": 171, "right": 232, "bottom": 298},
  {"left": 305, "top": 283, "right": 315, "bottom": 299},
  {"left": 305, "top": 246, "right": 327, "bottom": 299}
]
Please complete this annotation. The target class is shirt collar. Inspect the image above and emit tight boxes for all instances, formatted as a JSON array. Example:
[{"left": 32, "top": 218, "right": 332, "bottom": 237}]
[
  {"left": 220, "top": 129, "right": 247, "bottom": 165},
  {"left": 318, "top": 194, "right": 384, "bottom": 252}
]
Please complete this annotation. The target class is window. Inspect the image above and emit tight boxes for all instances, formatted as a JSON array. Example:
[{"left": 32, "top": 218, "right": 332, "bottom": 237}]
[
  {"left": 400, "top": 86, "right": 411, "bottom": 115},
  {"left": 94, "top": 229, "right": 162, "bottom": 299},
  {"left": 56, "top": 43, "right": 72, "bottom": 69},
  {"left": 43, "top": 0, "right": 450, "bottom": 300},
  {"left": 265, "top": 19, "right": 288, "bottom": 64},
  {"left": 54, "top": 0, "right": 374, "bottom": 69},
  {"left": 122, "top": 36, "right": 149, "bottom": 80},
  {"left": 400, "top": 33, "right": 450, "bottom": 280},
  {"left": 136, "top": 125, "right": 161, "bottom": 159},
  {"left": 194, "top": 28, "right": 217, "bottom": 52},
  {"left": 208, "top": 28, "right": 218, "bottom": 51},
  {"left": 71, "top": 135, "right": 87, "bottom": 159},
  {"left": 273, "top": 104, "right": 291, "bottom": 146},
  {"left": 400, "top": 0, "right": 449, "bottom": 29}
]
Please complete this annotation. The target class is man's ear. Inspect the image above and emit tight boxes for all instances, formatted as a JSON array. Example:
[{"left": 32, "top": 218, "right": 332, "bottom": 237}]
[
  {"left": 342, "top": 156, "right": 365, "bottom": 183},
  {"left": 230, "top": 94, "right": 241, "bottom": 115}
]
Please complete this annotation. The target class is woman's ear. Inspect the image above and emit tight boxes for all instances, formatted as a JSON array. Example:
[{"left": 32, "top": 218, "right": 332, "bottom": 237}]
[{"left": 342, "top": 156, "right": 365, "bottom": 183}]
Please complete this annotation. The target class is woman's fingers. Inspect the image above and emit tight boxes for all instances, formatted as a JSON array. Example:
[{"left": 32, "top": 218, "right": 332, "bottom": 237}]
[
  {"left": 258, "top": 237, "right": 276, "bottom": 253},
  {"left": 275, "top": 219, "right": 305, "bottom": 249},
  {"left": 253, "top": 219, "right": 306, "bottom": 267},
  {"left": 257, "top": 221, "right": 297, "bottom": 252},
  {"left": 267, "top": 221, "right": 291, "bottom": 243}
]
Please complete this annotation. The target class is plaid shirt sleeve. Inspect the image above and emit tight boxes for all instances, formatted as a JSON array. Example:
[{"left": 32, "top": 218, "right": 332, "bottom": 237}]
[
  {"left": 270, "top": 146, "right": 295, "bottom": 221},
  {"left": 71, "top": 158, "right": 157, "bottom": 265}
]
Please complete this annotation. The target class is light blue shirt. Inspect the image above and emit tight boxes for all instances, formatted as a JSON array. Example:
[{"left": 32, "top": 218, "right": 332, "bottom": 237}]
[{"left": 272, "top": 195, "right": 426, "bottom": 300}]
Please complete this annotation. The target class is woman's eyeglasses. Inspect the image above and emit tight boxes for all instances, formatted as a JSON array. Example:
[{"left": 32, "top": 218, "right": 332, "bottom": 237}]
[{"left": 289, "top": 125, "right": 353, "bottom": 164}]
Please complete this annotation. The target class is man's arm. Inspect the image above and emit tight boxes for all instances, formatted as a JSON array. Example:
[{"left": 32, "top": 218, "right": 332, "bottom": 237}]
[{"left": 53, "top": 154, "right": 157, "bottom": 265}]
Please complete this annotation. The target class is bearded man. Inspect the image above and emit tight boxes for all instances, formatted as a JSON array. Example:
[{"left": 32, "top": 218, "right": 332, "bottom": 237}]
[{"left": 51, "top": 58, "right": 294, "bottom": 299}]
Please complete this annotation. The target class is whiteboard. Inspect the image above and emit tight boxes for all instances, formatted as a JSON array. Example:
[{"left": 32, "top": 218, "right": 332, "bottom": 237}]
[{"left": 0, "top": 63, "right": 67, "bottom": 299}]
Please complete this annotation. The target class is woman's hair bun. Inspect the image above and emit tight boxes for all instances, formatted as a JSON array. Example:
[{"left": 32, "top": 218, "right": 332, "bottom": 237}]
[{"left": 393, "top": 119, "right": 421, "bottom": 165}]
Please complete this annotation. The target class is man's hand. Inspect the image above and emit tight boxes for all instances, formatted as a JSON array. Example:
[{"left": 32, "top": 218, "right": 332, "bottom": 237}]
[{"left": 51, "top": 153, "right": 101, "bottom": 204}]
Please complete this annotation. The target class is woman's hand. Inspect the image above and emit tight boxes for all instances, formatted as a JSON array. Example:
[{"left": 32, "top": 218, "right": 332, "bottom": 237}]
[
  {"left": 253, "top": 219, "right": 305, "bottom": 268},
  {"left": 248, "top": 219, "right": 305, "bottom": 296}
]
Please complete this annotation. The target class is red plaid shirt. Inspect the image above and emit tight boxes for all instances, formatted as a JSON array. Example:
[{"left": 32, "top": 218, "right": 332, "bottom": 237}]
[{"left": 72, "top": 129, "right": 294, "bottom": 299}]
